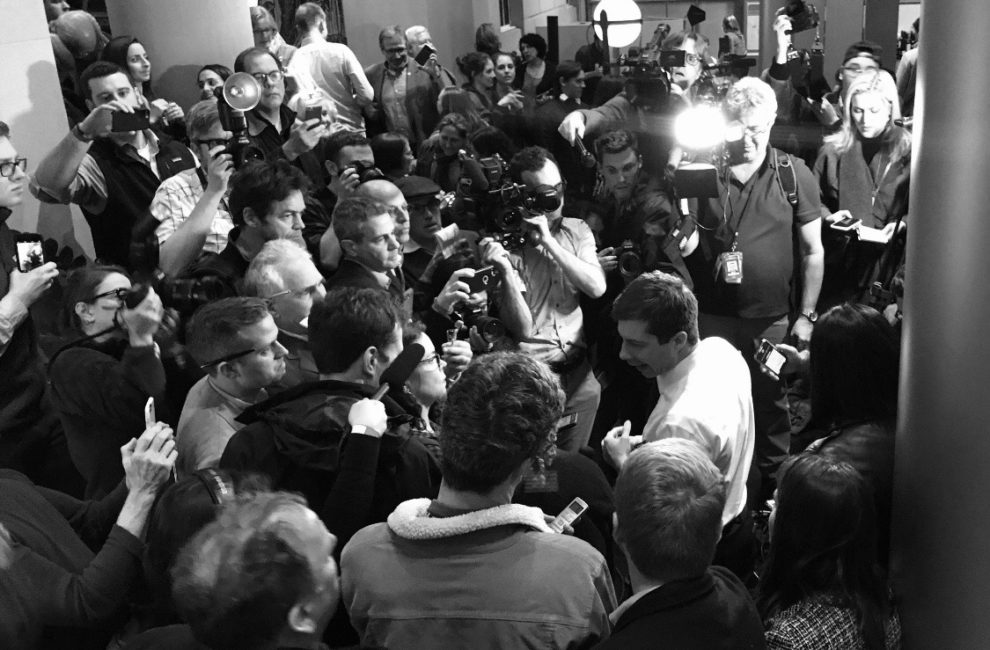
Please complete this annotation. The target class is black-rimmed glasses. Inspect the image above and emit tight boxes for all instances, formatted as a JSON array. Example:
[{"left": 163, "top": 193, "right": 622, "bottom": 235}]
[
  {"left": 88, "top": 287, "right": 129, "bottom": 302},
  {"left": 418, "top": 351, "right": 444, "bottom": 370},
  {"left": 0, "top": 158, "right": 27, "bottom": 178},
  {"left": 251, "top": 70, "right": 284, "bottom": 85}
]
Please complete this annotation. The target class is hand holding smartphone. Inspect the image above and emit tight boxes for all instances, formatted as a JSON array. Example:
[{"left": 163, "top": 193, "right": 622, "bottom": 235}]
[
  {"left": 15, "top": 234, "right": 45, "bottom": 272},
  {"left": 830, "top": 215, "right": 862, "bottom": 231},
  {"left": 755, "top": 339, "right": 787, "bottom": 381},
  {"left": 414, "top": 43, "right": 437, "bottom": 67},
  {"left": 111, "top": 109, "right": 152, "bottom": 132}
]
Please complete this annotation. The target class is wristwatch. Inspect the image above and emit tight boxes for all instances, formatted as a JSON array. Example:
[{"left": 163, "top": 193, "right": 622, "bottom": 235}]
[
  {"left": 350, "top": 424, "right": 370, "bottom": 436},
  {"left": 799, "top": 310, "right": 819, "bottom": 324}
]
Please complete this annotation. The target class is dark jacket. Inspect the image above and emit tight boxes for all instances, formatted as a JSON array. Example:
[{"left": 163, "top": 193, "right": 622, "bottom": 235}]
[
  {"left": 595, "top": 567, "right": 766, "bottom": 649},
  {"left": 0, "top": 470, "right": 135, "bottom": 650},
  {"left": 326, "top": 258, "right": 407, "bottom": 308},
  {"left": 219, "top": 379, "right": 441, "bottom": 548},
  {"left": 49, "top": 340, "right": 167, "bottom": 499},
  {"left": 364, "top": 59, "right": 443, "bottom": 149},
  {"left": 513, "top": 59, "right": 558, "bottom": 97}
]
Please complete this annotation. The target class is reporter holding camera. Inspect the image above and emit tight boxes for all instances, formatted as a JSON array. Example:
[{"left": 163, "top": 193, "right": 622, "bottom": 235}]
[
  {"left": 31, "top": 62, "right": 196, "bottom": 268},
  {"left": 0, "top": 421, "right": 176, "bottom": 650},
  {"left": 48, "top": 266, "right": 168, "bottom": 498},
  {"left": 149, "top": 100, "right": 235, "bottom": 278}
]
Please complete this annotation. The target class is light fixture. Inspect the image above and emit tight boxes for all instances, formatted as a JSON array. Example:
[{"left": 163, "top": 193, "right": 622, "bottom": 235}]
[{"left": 592, "top": 0, "right": 643, "bottom": 49}]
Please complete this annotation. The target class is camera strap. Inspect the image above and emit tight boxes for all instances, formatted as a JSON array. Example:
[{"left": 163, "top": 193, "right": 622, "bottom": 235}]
[{"left": 772, "top": 149, "right": 799, "bottom": 206}]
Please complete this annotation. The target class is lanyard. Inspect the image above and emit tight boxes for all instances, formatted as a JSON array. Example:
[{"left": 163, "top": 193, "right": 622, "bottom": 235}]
[
  {"left": 870, "top": 153, "right": 893, "bottom": 207},
  {"left": 722, "top": 167, "right": 760, "bottom": 252}
]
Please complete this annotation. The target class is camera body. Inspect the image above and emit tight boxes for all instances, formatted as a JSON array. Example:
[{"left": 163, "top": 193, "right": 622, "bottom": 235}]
[
  {"left": 616, "top": 239, "right": 645, "bottom": 280},
  {"left": 214, "top": 88, "right": 266, "bottom": 169},
  {"left": 347, "top": 160, "right": 387, "bottom": 184},
  {"left": 782, "top": 0, "right": 820, "bottom": 35},
  {"left": 617, "top": 53, "right": 673, "bottom": 113},
  {"left": 128, "top": 270, "right": 236, "bottom": 317}
]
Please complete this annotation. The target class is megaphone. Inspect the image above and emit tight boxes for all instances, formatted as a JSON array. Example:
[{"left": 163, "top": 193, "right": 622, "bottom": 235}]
[{"left": 221, "top": 72, "right": 261, "bottom": 112}]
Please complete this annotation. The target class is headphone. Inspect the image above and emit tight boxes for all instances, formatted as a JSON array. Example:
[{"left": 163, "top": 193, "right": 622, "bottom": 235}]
[{"left": 196, "top": 468, "right": 234, "bottom": 506}]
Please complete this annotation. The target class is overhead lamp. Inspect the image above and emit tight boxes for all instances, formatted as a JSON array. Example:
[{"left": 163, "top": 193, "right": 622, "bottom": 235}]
[{"left": 593, "top": 0, "right": 643, "bottom": 49}]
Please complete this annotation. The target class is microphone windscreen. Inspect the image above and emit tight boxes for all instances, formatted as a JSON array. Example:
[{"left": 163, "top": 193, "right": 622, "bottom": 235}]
[{"left": 378, "top": 343, "right": 425, "bottom": 392}]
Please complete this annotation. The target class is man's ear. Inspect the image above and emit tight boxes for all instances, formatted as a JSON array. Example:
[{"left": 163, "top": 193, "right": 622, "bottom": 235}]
[
  {"left": 243, "top": 206, "right": 263, "bottom": 229},
  {"left": 672, "top": 330, "right": 689, "bottom": 351},
  {"left": 217, "top": 360, "right": 239, "bottom": 381},
  {"left": 324, "top": 160, "right": 339, "bottom": 178},
  {"left": 361, "top": 346, "right": 377, "bottom": 377},
  {"left": 286, "top": 602, "right": 318, "bottom": 635},
  {"left": 339, "top": 238, "right": 358, "bottom": 258}
]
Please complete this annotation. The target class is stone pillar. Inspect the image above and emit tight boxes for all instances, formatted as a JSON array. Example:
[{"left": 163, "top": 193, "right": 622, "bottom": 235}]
[
  {"left": 106, "top": 0, "right": 254, "bottom": 110},
  {"left": 890, "top": 1, "right": 990, "bottom": 647}
]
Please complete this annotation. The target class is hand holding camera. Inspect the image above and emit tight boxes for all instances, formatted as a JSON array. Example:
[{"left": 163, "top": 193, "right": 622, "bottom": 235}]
[
  {"left": 205, "top": 145, "right": 234, "bottom": 195},
  {"left": 433, "top": 267, "right": 475, "bottom": 316},
  {"left": 7, "top": 262, "right": 58, "bottom": 307},
  {"left": 479, "top": 238, "right": 511, "bottom": 269},
  {"left": 283, "top": 117, "right": 325, "bottom": 160},
  {"left": 122, "top": 285, "right": 164, "bottom": 347},
  {"left": 597, "top": 246, "right": 618, "bottom": 272},
  {"left": 80, "top": 100, "right": 138, "bottom": 140},
  {"left": 558, "top": 111, "right": 586, "bottom": 146}
]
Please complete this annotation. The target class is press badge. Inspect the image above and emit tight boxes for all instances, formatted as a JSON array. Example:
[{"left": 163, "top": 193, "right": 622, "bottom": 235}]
[{"left": 715, "top": 251, "right": 744, "bottom": 284}]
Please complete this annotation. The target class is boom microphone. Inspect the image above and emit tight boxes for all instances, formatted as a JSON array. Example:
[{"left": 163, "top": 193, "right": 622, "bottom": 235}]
[{"left": 372, "top": 343, "right": 425, "bottom": 400}]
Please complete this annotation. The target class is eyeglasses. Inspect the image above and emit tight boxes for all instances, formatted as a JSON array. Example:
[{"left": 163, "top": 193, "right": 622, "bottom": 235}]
[
  {"left": 0, "top": 158, "right": 27, "bottom": 178},
  {"left": 253, "top": 27, "right": 277, "bottom": 37},
  {"left": 418, "top": 351, "right": 444, "bottom": 370},
  {"left": 251, "top": 70, "right": 284, "bottom": 85},
  {"left": 194, "top": 137, "right": 231, "bottom": 150},
  {"left": 88, "top": 287, "right": 129, "bottom": 303},
  {"left": 843, "top": 65, "right": 879, "bottom": 76},
  {"left": 729, "top": 122, "right": 773, "bottom": 139},
  {"left": 683, "top": 53, "right": 701, "bottom": 66},
  {"left": 267, "top": 279, "right": 327, "bottom": 301},
  {"left": 198, "top": 339, "right": 281, "bottom": 369}
]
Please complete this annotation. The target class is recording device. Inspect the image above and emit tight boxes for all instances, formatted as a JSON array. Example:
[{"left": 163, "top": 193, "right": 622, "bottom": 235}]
[
  {"left": 303, "top": 104, "right": 323, "bottom": 123},
  {"left": 548, "top": 497, "right": 588, "bottom": 533},
  {"left": 464, "top": 265, "right": 499, "bottom": 294},
  {"left": 830, "top": 216, "right": 862, "bottom": 231},
  {"left": 111, "top": 109, "right": 151, "bottom": 132},
  {"left": 214, "top": 73, "right": 267, "bottom": 169},
  {"left": 414, "top": 43, "right": 437, "bottom": 67},
  {"left": 755, "top": 339, "right": 787, "bottom": 380},
  {"left": 126, "top": 270, "right": 234, "bottom": 315},
  {"left": 573, "top": 137, "right": 597, "bottom": 168},
  {"left": 346, "top": 160, "right": 387, "bottom": 184},
  {"left": 617, "top": 52, "right": 674, "bottom": 112},
  {"left": 616, "top": 240, "right": 644, "bottom": 280},
  {"left": 15, "top": 234, "right": 44, "bottom": 272},
  {"left": 780, "top": 0, "right": 819, "bottom": 35},
  {"left": 372, "top": 342, "right": 425, "bottom": 400}
]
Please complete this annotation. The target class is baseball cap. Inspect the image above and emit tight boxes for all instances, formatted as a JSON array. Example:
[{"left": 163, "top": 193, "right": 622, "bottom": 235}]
[{"left": 395, "top": 175, "right": 442, "bottom": 204}]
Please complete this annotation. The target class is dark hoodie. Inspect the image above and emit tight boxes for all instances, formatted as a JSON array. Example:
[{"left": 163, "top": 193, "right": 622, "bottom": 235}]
[{"left": 220, "top": 379, "right": 441, "bottom": 548}]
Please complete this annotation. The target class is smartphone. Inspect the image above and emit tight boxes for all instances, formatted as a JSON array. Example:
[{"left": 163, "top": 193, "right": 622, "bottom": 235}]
[
  {"left": 414, "top": 43, "right": 437, "bottom": 67},
  {"left": 15, "top": 234, "right": 44, "bottom": 272},
  {"left": 557, "top": 413, "right": 578, "bottom": 431},
  {"left": 755, "top": 339, "right": 787, "bottom": 380},
  {"left": 465, "top": 266, "right": 498, "bottom": 294},
  {"left": 549, "top": 497, "right": 588, "bottom": 533},
  {"left": 830, "top": 216, "right": 862, "bottom": 231},
  {"left": 111, "top": 109, "right": 151, "bottom": 132},
  {"left": 303, "top": 105, "right": 323, "bottom": 123},
  {"left": 144, "top": 397, "right": 156, "bottom": 429}
]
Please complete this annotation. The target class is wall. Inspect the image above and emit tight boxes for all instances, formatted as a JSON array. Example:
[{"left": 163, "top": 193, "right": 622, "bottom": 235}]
[
  {"left": 344, "top": 0, "right": 477, "bottom": 79},
  {"left": 523, "top": 0, "right": 578, "bottom": 35},
  {"left": 106, "top": 0, "right": 254, "bottom": 111},
  {"left": 0, "top": 0, "right": 93, "bottom": 257}
]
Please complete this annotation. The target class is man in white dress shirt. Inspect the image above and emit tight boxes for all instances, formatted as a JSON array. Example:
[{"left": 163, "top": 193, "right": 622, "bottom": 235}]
[{"left": 602, "top": 270, "right": 757, "bottom": 580}]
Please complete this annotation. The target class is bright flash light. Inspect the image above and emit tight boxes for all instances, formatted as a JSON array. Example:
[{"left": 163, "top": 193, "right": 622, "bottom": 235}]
[{"left": 674, "top": 105, "right": 727, "bottom": 150}]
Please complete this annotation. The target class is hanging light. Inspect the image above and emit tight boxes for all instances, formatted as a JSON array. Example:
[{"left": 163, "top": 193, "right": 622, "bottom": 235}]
[{"left": 592, "top": 0, "right": 643, "bottom": 49}]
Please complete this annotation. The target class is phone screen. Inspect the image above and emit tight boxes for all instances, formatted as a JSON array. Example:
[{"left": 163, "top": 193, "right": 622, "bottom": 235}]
[
  {"left": 756, "top": 340, "right": 786, "bottom": 378},
  {"left": 15, "top": 239, "right": 44, "bottom": 272}
]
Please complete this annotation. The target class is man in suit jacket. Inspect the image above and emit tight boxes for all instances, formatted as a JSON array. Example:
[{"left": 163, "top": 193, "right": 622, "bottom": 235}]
[
  {"left": 596, "top": 439, "right": 765, "bottom": 649},
  {"left": 363, "top": 25, "right": 444, "bottom": 152},
  {"left": 325, "top": 196, "right": 406, "bottom": 309}
]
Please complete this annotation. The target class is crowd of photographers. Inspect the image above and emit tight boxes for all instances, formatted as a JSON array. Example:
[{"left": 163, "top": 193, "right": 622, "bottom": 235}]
[{"left": 1, "top": 1, "right": 913, "bottom": 648}]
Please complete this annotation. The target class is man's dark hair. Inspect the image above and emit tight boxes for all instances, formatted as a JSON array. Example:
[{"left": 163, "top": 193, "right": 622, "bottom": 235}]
[
  {"left": 326, "top": 131, "right": 371, "bottom": 167},
  {"left": 440, "top": 352, "right": 564, "bottom": 493},
  {"left": 0, "top": 121, "right": 9, "bottom": 138},
  {"left": 78, "top": 61, "right": 128, "bottom": 101},
  {"left": 228, "top": 160, "right": 310, "bottom": 226},
  {"left": 370, "top": 133, "right": 408, "bottom": 176},
  {"left": 556, "top": 59, "right": 582, "bottom": 85},
  {"left": 615, "top": 439, "right": 726, "bottom": 582},
  {"left": 309, "top": 287, "right": 402, "bottom": 373},
  {"left": 519, "top": 33, "right": 548, "bottom": 60},
  {"left": 594, "top": 129, "right": 639, "bottom": 159},
  {"left": 331, "top": 196, "right": 387, "bottom": 244},
  {"left": 185, "top": 297, "right": 273, "bottom": 373},
  {"left": 171, "top": 492, "right": 318, "bottom": 650},
  {"left": 508, "top": 146, "right": 558, "bottom": 184},
  {"left": 612, "top": 271, "right": 699, "bottom": 345},
  {"left": 234, "top": 46, "right": 282, "bottom": 73},
  {"left": 378, "top": 25, "right": 405, "bottom": 50},
  {"left": 295, "top": 2, "right": 325, "bottom": 32}
]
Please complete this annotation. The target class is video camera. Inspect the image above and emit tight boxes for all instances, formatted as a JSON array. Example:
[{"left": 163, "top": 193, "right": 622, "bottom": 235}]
[
  {"left": 214, "top": 73, "right": 267, "bottom": 169},
  {"left": 127, "top": 269, "right": 236, "bottom": 318},
  {"left": 445, "top": 152, "right": 562, "bottom": 252},
  {"left": 616, "top": 51, "right": 674, "bottom": 112},
  {"left": 780, "top": 0, "right": 819, "bottom": 35}
]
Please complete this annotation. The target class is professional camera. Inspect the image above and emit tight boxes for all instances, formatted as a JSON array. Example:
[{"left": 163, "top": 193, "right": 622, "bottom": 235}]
[
  {"left": 347, "top": 160, "right": 387, "bottom": 184},
  {"left": 454, "top": 305, "right": 506, "bottom": 344},
  {"left": 780, "top": 0, "right": 819, "bottom": 35},
  {"left": 214, "top": 73, "right": 267, "bottom": 169},
  {"left": 616, "top": 239, "right": 645, "bottom": 280},
  {"left": 127, "top": 269, "right": 236, "bottom": 317},
  {"left": 616, "top": 52, "right": 673, "bottom": 112}
]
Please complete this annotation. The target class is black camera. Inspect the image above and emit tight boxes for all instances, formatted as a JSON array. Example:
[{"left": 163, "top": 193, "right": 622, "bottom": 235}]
[
  {"left": 214, "top": 88, "right": 266, "bottom": 170},
  {"left": 347, "top": 161, "right": 387, "bottom": 184},
  {"left": 617, "top": 53, "right": 673, "bottom": 112},
  {"left": 781, "top": 0, "right": 819, "bottom": 35},
  {"left": 127, "top": 271, "right": 235, "bottom": 317},
  {"left": 616, "top": 240, "right": 644, "bottom": 280}
]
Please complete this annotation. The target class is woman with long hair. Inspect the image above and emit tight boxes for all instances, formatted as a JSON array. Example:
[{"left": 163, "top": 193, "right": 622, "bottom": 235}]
[
  {"left": 196, "top": 63, "right": 232, "bottom": 101},
  {"left": 758, "top": 454, "right": 901, "bottom": 649},
  {"left": 48, "top": 266, "right": 168, "bottom": 499},
  {"left": 457, "top": 51, "right": 524, "bottom": 115},
  {"left": 814, "top": 70, "right": 910, "bottom": 305},
  {"left": 101, "top": 36, "right": 185, "bottom": 138}
]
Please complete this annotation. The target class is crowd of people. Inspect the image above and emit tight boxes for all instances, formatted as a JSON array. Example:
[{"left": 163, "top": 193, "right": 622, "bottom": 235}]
[{"left": 0, "top": 2, "right": 917, "bottom": 648}]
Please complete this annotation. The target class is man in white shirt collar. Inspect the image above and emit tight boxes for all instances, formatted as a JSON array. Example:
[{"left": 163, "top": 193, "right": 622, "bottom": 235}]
[{"left": 602, "top": 270, "right": 757, "bottom": 580}]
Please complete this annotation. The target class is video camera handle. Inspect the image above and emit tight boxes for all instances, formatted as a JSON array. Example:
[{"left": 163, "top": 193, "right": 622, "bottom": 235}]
[{"left": 573, "top": 138, "right": 597, "bottom": 168}]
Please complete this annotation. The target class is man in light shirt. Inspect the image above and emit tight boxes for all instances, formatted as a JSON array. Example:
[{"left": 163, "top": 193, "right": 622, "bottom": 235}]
[{"left": 603, "top": 270, "right": 756, "bottom": 580}]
